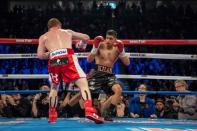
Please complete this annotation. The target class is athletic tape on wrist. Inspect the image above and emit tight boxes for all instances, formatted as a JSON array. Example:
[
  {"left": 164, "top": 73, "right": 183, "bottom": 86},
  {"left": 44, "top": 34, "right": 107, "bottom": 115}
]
[
  {"left": 91, "top": 46, "right": 98, "bottom": 55},
  {"left": 119, "top": 48, "right": 127, "bottom": 57}
]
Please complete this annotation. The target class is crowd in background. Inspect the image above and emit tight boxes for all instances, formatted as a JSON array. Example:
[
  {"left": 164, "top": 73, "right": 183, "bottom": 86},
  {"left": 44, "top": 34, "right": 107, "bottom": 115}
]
[
  {"left": 0, "top": 0, "right": 196, "bottom": 119},
  {"left": 0, "top": 0, "right": 197, "bottom": 39},
  {"left": 0, "top": 80, "right": 196, "bottom": 119}
]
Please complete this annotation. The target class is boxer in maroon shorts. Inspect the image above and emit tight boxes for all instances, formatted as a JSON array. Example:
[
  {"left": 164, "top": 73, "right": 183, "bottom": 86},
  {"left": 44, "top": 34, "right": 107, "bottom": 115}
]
[{"left": 87, "top": 30, "right": 130, "bottom": 120}]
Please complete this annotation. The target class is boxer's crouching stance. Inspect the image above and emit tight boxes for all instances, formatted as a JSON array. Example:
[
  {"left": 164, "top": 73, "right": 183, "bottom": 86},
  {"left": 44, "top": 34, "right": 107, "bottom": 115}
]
[{"left": 87, "top": 30, "right": 130, "bottom": 120}]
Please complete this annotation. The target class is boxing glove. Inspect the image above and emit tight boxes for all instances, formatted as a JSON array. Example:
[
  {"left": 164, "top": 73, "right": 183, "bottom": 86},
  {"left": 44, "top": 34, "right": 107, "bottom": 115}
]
[
  {"left": 75, "top": 40, "right": 87, "bottom": 51},
  {"left": 91, "top": 36, "right": 104, "bottom": 54},
  {"left": 114, "top": 40, "right": 126, "bottom": 57}
]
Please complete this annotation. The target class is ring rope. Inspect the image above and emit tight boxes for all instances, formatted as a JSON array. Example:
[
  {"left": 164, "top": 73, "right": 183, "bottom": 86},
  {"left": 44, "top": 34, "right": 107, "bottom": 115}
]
[
  {"left": 0, "top": 53, "right": 196, "bottom": 60},
  {"left": 0, "top": 90, "right": 196, "bottom": 96},
  {"left": 0, "top": 74, "right": 197, "bottom": 80},
  {"left": 0, "top": 38, "right": 197, "bottom": 45}
]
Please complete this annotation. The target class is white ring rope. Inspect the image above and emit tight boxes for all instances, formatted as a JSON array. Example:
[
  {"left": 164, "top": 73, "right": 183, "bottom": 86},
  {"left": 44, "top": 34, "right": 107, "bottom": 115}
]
[
  {"left": 0, "top": 74, "right": 197, "bottom": 80},
  {"left": 0, "top": 52, "right": 196, "bottom": 80},
  {"left": 0, "top": 53, "right": 196, "bottom": 60}
]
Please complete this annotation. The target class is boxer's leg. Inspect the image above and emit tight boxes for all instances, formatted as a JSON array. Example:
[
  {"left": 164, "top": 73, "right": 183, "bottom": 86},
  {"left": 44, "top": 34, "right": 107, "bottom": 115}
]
[
  {"left": 75, "top": 78, "right": 104, "bottom": 124},
  {"left": 48, "top": 73, "right": 60, "bottom": 123}
]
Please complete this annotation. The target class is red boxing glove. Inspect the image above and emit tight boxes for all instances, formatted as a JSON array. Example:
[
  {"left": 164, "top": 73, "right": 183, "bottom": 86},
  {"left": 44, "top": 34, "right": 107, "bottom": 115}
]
[
  {"left": 93, "top": 36, "right": 104, "bottom": 48},
  {"left": 91, "top": 36, "right": 104, "bottom": 54},
  {"left": 114, "top": 40, "right": 126, "bottom": 57},
  {"left": 114, "top": 40, "right": 124, "bottom": 52}
]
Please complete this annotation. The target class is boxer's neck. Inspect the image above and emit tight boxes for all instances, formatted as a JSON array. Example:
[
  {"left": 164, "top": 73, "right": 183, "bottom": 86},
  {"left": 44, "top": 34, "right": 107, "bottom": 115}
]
[{"left": 49, "top": 26, "right": 60, "bottom": 31}]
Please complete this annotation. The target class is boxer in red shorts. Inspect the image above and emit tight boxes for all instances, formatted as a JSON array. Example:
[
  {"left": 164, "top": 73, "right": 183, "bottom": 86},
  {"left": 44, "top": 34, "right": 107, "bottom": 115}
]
[{"left": 37, "top": 18, "right": 103, "bottom": 124}]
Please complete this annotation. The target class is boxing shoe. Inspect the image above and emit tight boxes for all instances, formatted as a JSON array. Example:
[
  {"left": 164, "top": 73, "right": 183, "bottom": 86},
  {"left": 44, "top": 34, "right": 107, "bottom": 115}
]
[
  {"left": 48, "top": 107, "right": 57, "bottom": 123},
  {"left": 84, "top": 100, "right": 104, "bottom": 124}
]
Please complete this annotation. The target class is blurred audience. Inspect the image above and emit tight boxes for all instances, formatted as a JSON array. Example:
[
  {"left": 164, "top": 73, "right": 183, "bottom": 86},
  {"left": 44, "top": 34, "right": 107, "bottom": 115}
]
[{"left": 0, "top": 0, "right": 196, "bottom": 91}]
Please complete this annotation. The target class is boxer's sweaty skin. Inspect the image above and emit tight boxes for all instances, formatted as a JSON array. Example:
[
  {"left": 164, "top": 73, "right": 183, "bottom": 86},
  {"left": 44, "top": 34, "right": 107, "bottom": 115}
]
[
  {"left": 37, "top": 27, "right": 89, "bottom": 59},
  {"left": 40, "top": 29, "right": 72, "bottom": 52},
  {"left": 95, "top": 41, "right": 119, "bottom": 68}
]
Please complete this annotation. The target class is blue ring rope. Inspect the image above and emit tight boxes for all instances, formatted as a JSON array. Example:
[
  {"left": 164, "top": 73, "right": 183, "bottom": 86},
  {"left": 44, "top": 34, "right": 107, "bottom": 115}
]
[{"left": 0, "top": 90, "right": 196, "bottom": 96}]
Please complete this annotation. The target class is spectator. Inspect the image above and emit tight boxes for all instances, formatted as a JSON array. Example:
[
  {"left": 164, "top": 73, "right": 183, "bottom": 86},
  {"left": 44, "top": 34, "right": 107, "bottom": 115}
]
[
  {"left": 58, "top": 92, "right": 85, "bottom": 118},
  {"left": 3, "top": 93, "right": 31, "bottom": 117},
  {"left": 129, "top": 84, "right": 157, "bottom": 118},
  {"left": 163, "top": 96, "right": 178, "bottom": 119},
  {"left": 155, "top": 98, "right": 168, "bottom": 118},
  {"left": 173, "top": 80, "right": 197, "bottom": 120},
  {"left": 32, "top": 85, "right": 49, "bottom": 117}
]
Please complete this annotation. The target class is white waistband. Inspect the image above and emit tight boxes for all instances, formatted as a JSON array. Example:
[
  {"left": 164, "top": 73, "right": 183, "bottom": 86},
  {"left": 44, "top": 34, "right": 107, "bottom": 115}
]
[{"left": 50, "top": 49, "right": 68, "bottom": 59}]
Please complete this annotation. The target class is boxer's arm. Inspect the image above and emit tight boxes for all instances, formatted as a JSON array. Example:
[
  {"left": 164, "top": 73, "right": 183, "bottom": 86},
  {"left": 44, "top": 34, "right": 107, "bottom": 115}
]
[
  {"left": 119, "top": 55, "right": 130, "bottom": 66},
  {"left": 67, "top": 29, "right": 90, "bottom": 41},
  {"left": 87, "top": 53, "right": 96, "bottom": 63},
  {"left": 37, "top": 35, "right": 49, "bottom": 59},
  {"left": 87, "top": 36, "right": 104, "bottom": 63},
  {"left": 115, "top": 40, "right": 130, "bottom": 66}
]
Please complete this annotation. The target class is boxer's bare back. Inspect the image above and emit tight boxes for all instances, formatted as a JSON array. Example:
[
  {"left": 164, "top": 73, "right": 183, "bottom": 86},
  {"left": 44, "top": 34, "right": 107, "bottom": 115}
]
[
  {"left": 39, "top": 28, "right": 81, "bottom": 52},
  {"left": 41, "top": 29, "right": 72, "bottom": 52},
  {"left": 38, "top": 27, "right": 89, "bottom": 59}
]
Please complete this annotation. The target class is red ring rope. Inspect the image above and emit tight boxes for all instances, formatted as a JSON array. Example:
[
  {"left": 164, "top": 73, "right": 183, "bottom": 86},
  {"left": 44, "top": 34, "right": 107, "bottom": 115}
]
[{"left": 0, "top": 38, "right": 197, "bottom": 45}]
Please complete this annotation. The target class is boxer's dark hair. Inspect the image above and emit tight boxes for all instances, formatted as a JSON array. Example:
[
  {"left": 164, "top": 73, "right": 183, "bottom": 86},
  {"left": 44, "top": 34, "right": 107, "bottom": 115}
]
[
  {"left": 48, "top": 18, "right": 62, "bottom": 29},
  {"left": 106, "top": 29, "right": 117, "bottom": 38}
]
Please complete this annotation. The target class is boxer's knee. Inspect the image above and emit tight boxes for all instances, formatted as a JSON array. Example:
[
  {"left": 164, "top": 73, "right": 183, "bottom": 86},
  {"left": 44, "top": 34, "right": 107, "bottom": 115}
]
[
  {"left": 112, "top": 84, "right": 122, "bottom": 96},
  {"left": 51, "top": 82, "right": 59, "bottom": 89},
  {"left": 49, "top": 88, "right": 58, "bottom": 97},
  {"left": 75, "top": 77, "right": 88, "bottom": 88}
]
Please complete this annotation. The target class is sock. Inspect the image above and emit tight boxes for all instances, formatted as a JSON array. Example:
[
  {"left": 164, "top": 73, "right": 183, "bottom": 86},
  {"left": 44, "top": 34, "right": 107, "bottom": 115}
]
[{"left": 49, "top": 96, "right": 58, "bottom": 108}]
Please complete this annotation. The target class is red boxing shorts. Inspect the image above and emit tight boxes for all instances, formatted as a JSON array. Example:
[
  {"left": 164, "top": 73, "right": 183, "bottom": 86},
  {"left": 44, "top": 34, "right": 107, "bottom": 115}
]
[{"left": 48, "top": 48, "right": 86, "bottom": 86}]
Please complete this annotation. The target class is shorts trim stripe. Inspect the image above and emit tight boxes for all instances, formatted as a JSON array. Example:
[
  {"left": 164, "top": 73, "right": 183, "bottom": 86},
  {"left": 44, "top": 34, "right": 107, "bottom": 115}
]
[{"left": 72, "top": 55, "right": 86, "bottom": 78}]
